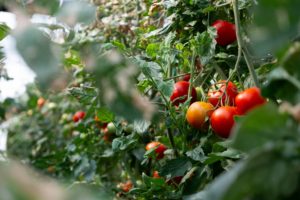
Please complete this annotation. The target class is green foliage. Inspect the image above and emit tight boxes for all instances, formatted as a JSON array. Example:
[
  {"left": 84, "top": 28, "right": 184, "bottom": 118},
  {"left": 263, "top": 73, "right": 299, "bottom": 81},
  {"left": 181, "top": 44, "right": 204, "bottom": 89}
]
[
  {"left": 0, "top": 23, "right": 10, "bottom": 41},
  {"left": 1, "top": 0, "right": 300, "bottom": 199}
]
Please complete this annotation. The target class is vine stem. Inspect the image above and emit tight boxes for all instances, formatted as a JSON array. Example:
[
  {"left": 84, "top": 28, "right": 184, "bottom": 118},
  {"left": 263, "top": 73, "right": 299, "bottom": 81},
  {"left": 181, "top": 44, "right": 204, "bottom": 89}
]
[
  {"left": 188, "top": 50, "right": 196, "bottom": 101},
  {"left": 232, "top": 0, "right": 260, "bottom": 87},
  {"left": 147, "top": 76, "right": 179, "bottom": 157}
]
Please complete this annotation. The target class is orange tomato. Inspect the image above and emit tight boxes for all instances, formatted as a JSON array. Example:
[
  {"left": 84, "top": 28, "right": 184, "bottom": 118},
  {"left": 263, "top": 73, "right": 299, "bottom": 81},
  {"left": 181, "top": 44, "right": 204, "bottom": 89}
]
[
  {"left": 37, "top": 97, "right": 46, "bottom": 108},
  {"left": 186, "top": 101, "right": 214, "bottom": 129}
]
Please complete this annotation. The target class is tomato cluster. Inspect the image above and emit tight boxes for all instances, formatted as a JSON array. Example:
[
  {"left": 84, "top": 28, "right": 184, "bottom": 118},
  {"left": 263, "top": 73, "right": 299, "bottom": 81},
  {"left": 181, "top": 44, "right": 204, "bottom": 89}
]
[
  {"left": 145, "top": 141, "right": 167, "bottom": 160},
  {"left": 72, "top": 111, "right": 86, "bottom": 122},
  {"left": 185, "top": 80, "right": 266, "bottom": 138}
]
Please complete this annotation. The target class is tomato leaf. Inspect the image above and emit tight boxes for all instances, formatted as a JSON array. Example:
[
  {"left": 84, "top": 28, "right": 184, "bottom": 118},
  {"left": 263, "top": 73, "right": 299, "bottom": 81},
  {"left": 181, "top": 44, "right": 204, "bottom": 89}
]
[
  {"left": 68, "top": 86, "right": 98, "bottom": 105},
  {"left": 186, "top": 145, "right": 207, "bottom": 162},
  {"left": 0, "top": 23, "right": 10, "bottom": 41},
  {"left": 231, "top": 103, "right": 296, "bottom": 152},
  {"left": 112, "top": 136, "right": 138, "bottom": 152},
  {"left": 160, "top": 157, "right": 192, "bottom": 178},
  {"left": 250, "top": 0, "right": 300, "bottom": 55},
  {"left": 95, "top": 107, "right": 114, "bottom": 123}
]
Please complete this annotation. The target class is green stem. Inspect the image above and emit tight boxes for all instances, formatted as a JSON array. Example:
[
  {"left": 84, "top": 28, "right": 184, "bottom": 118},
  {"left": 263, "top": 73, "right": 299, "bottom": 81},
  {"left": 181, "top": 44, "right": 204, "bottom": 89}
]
[
  {"left": 167, "top": 128, "right": 179, "bottom": 157},
  {"left": 188, "top": 50, "right": 196, "bottom": 101},
  {"left": 243, "top": 47, "right": 260, "bottom": 87},
  {"left": 232, "top": 0, "right": 260, "bottom": 87},
  {"left": 148, "top": 76, "right": 180, "bottom": 157}
]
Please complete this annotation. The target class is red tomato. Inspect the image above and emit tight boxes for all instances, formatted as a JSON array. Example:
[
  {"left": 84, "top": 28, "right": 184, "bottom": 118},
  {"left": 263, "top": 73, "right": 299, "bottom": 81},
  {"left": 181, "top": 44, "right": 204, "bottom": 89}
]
[
  {"left": 153, "top": 170, "right": 161, "bottom": 178},
  {"left": 210, "top": 106, "right": 237, "bottom": 138},
  {"left": 37, "top": 97, "right": 46, "bottom": 108},
  {"left": 119, "top": 181, "right": 133, "bottom": 193},
  {"left": 186, "top": 102, "right": 214, "bottom": 129},
  {"left": 170, "top": 81, "right": 197, "bottom": 106},
  {"left": 207, "top": 81, "right": 238, "bottom": 107},
  {"left": 212, "top": 20, "right": 236, "bottom": 46},
  {"left": 182, "top": 74, "right": 191, "bottom": 82},
  {"left": 73, "top": 111, "right": 86, "bottom": 122},
  {"left": 235, "top": 87, "right": 266, "bottom": 115},
  {"left": 146, "top": 141, "right": 167, "bottom": 160}
]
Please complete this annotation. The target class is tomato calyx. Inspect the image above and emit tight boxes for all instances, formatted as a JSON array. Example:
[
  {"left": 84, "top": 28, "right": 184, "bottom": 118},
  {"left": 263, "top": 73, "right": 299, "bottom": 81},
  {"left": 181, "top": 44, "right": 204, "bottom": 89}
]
[{"left": 208, "top": 81, "right": 238, "bottom": 108}]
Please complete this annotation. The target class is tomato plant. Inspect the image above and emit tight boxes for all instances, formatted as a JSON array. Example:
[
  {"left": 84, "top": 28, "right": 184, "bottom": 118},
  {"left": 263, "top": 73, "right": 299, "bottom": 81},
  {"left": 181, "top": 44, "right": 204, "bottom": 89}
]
[{"left": 1, "top": 0, "right": 300, "bottom": 200}]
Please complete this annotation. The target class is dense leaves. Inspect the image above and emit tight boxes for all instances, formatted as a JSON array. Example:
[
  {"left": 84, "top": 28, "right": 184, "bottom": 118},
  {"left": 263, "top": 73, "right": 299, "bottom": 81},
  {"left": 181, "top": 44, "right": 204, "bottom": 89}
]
[{"left": 0, "top": 0, "right": 299, "bottom": 199}]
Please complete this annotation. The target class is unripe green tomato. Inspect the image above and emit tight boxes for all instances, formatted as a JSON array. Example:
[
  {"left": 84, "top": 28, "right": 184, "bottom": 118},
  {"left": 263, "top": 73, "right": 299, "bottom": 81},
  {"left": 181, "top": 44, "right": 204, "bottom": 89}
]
[
  {"left": 47, "top": 102, "right": 57, "bottom": 109},
  {"left": 195, "top": 87, "right": 203, "bottom": 101},
  {"left": 124, "top": 124, "right": 134, "bottom": 133},
  {"left": 80, "top": 133, "right": 87, "bottom": 139},
  {"left": 107, "top": 122, "right": 116, "bottom": 134},
  {"left": 136, "top": 180, "right": 142, "bottom": 186}
]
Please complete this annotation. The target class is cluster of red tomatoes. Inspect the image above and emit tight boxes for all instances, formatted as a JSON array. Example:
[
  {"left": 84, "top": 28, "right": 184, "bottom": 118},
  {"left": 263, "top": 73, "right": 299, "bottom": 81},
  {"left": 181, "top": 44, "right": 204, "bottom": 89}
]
[{"left": 171, "top": 80, "right": 266, "bottom": 138}]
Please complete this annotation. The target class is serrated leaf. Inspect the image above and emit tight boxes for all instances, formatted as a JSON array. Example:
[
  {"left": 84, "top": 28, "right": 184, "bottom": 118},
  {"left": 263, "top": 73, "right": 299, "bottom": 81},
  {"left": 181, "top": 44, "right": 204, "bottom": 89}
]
[
  {"left": 160, "top": 157, "right": 192, "bottom": 178},
  {"left": 112, "top": 136, "right": 137, "bottom": 152},
  {"left": 133, "top": 119, "right": 150, "bottom": 134},
  {"left": 95, "top": 107, "right": 114, "bottom": 123},
  {"left": 186, "top": 145, "right": 207, "bottom": 162},
  {"left": 157, "top": 79, "right": 174, "bottom": 98},
  {"left": 68, "top": 86, "right": 98, "bottom": 105},
  {"left": 191, "top": 28, "right": 216, "bottom": 65},
  {"left": 146, "top": 43, "right": 160, "bottom": 58},
  {"left": 135, "top": 58, "right": 162, "bottom": 80}
]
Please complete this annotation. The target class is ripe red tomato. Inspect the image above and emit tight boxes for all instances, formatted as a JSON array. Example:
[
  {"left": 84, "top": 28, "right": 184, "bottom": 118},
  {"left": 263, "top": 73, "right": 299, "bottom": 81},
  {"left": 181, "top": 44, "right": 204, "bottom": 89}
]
[
  {"left": 207, "top": 81, "right": 238, "bottom": 107},
  {"left": 182, "top": 74, "right": 191, "bottom": 82},
  {"left": 153, "top": 170, "right": 161, "bottom": 178},
  {"left": 73, "top": 111, "right": 85, "bottom": 122},
  {"left": 235, "top": 87, "right": 266, "bottom": 115},
  {"left": 170, "top": 81, "right": 197, "bottom": 106},
  {"left": 37, "top": 97, "right": 46, "bottom": 108},
  {"left": 212, "top": 20, "right": 236, "bottom": 46},
  {"left": 119, "top": 181, "right": 133, "bottom": 193},
  {"left": 186, "top": 101, "right": 214, "bottom": 129},
  {"left": 146, "top": 141, "right": 167, "bottom": 159},
  {"left": 210, "top": 106, "right": 237, "bottom": 138}
]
